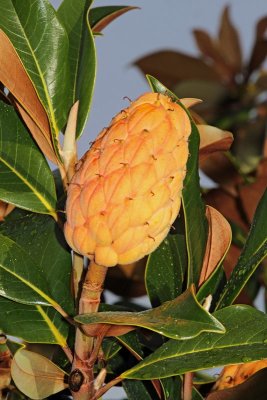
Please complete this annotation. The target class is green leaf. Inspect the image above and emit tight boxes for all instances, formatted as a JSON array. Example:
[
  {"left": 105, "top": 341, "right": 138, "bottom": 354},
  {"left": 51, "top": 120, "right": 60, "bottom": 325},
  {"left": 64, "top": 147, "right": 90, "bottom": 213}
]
[
  {"left": 0, "top": 232, "right": 56, "bottom": 306},
  {"left": 89, "top": 6, "right": 138, "bottom": 33},
  {"left": 178, "top": 123, "right": 208, "bottom": 286},
  {"left": 161, "top": 377, "right": 182, "bottom": 400},
  {"left": 123, "top": 380, "right": 154, "bottom": 400},
  {"left": 122, "top": 305, "right": 267, "bottom": 380},
  {"left": 76, "top": 287, "right": 224, "bottom": 340},
  {"left": 229, "top": 220, "right": 247, "bottom": 248},
  {"left": 147, "top": 75, "right": 208, "bottom": 286},
  {"left": 102, "top": 338, "right": 122, "bottom": 361},
  {"left": 0, "top": 212, "right": 73, "bottom": 314},
  {"left": 0, "top": 101, "right": 57, "bottom": 216},
  {"left": 145, "top": 234, "right": 186, "bottom": 306},
  {"left": 217, "top": 189, "right": 267, "bottom": 309},
  {"left": 6, "top": 339, "right": 24, "bottom": 356},
  {"left": 0, "top": 297, "right": 68, "bottom": 345},
  {"left": 117, "top": 330, "right": 144, "bottom": 359},
  {"left": 0, "top": 0, "right": 71, "bottom": 149},
  {"left": 57, "top": 0, "right": 96, "bottom": 137},
  {"left": 197, "top": 265, "right": 225, "bottom": 305}
]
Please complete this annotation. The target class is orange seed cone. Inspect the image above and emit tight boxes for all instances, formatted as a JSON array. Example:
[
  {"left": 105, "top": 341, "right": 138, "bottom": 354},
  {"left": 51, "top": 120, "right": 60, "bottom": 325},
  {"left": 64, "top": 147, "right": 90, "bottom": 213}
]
[{"left": 64, "top": 93, "right": 191, "bottom": 267}]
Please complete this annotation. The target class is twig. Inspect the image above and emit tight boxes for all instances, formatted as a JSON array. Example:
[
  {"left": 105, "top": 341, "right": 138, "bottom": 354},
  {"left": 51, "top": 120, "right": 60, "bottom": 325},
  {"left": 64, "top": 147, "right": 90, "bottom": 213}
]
[
  {"left": 93, "top": 376, "right": 123, "bottom": 400},
  {"left": 62, "top": 344, "right": 73, "bottom": 364},
  {"left": 183, "top": 372, "right": 193, "bottom": 400}
]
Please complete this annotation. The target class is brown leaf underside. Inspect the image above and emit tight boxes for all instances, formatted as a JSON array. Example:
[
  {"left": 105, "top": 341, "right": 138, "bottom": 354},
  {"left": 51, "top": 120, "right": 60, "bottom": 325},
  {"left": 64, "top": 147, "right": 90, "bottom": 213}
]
[
  {"left": 0, "top": 30, "right": 57, "bottom": 163},
  {"left": 198, "top": 206, "right": 231, "bottom": 286},
  {"left": 209, "top": 365, "right": 267, "bottom": 400}
]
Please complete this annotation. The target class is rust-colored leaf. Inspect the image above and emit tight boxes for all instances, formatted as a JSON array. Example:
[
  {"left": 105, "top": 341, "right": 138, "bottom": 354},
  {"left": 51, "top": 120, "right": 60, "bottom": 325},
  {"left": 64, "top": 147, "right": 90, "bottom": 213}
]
[
  {"left": 203, "top": 188, "right": 249, "bottom": 277},
  {"left": 200, "top": 152, "right": 241, "bottom": 189},
  {"left": 92, "top": 6, "right": 139, "bottom": 33},
  {"left": 193, "top": 29, "right": 220, "bottom": 62},
  {"left": 134, "top": 50, "right": 220, "bottom": 89},
  {"left": 0, "top": 30, "right": 57, "bottom": 164},
  {"left": 0, "top": 201, "right": 15, "bottom": 222},
  {"left": 198, "top": 206, "right": 231, "bottom": 286},
  {"left": 82, "top": 323, "right": 135, "bottom": 337},
  {"left": 204, "top": 189, "right": 248, "bottom": 232},
  {"left": 15, "top": 101, "right": 58, "bottom": 164},
  {"left": 198, "top": 124, "right": 233, "bottom": 161},
  {"left": 208, "top": 367, "right": 267, "bottom": 400},
  {"left": 218, "top": 6, "right": 242, "bottom": 74},
  {"left": 238, "top": 159, "right": 267, "bottom": 223},
  {"left": 193, "top": 29, "right": 233, "bottom": 82},
  {"left": 247, "top": 16, "right": 267, "bottom": 75},
  {"left": 212, "top": 361, "right": 267, "bottom": 392}
]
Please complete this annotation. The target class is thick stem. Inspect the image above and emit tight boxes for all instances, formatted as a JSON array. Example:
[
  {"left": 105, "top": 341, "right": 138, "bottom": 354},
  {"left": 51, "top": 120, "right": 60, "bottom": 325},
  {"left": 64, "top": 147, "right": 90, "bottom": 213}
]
[{"left": 71, "top": 261, "right": 108, "bottom": 400}]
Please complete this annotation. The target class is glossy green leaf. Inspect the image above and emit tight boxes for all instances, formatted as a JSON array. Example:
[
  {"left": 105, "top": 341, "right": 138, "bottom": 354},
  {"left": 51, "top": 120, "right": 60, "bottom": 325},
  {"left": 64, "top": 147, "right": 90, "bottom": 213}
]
[
  {"left": 122, "top": 305, "right": 267, "bottom": 380},
  {"left": 161, "top": 377, "right": 182, "bottom": 400},
  {"left": 229, "top": 220, "right": 247, "bottom": 248},
  {"left": 123, "top": 380, "right": 154, "bottom": 400},
  {"left": 58, "top": 0, "right": 96, "bottom": 137},
  {"left": 197, "top": 265, "right": 225, "bottom": 305},
  {"left": 117, "top": 330, "right": 144, "bottom": 359},
  {"left": 177, "top": 122, "right": 208, "bottom": 286},
  {"left": 11, "top": 349, "right": 67, "bottom": 399},
  {"left": 89, "top": 6, "right": 138, "bottom": 33},
  {"left": 0, "top": 101, "right": 57, "bottom": 216},
  {"left": 0, "top": 297, "right": 68, "bottom": 345},
  {"left": 6, "top": 339, "right": 24, "bottom": 356},
  {"left": 0, "top": 232, "right": 57, "bottom": 306},
  {"left": 102, "top": 338, "right": 122, "bottom": 361},
  {"left": 0, "top": 0, "right": 71, "bottom": 149},
  {"left": 161, "top": 376, "right": 204, "bottom": 400},
  {"left": 217, "top": 188, "right": 267, "bottom": 309},
  {"left": 147, "top": 75, "right": 208, "bottom": 286},
  {"left": 76, "top": 287, "right": 224, "bottom": 340},
  {"left": 145, "top": 234, "right": 186, "bottom": 306},
  {"left": 0, "top": 212, "right": 73, "bottom": 314}
]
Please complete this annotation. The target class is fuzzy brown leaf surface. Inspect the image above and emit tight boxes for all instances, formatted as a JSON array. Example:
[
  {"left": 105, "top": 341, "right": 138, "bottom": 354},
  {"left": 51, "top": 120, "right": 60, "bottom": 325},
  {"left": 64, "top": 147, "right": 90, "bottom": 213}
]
[{"left": 0, "top": 30, "right": 56, "bottom": 163}]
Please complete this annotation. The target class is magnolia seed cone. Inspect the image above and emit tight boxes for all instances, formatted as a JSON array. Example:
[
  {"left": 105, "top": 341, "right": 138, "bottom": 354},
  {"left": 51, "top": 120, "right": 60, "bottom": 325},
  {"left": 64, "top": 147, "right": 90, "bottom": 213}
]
[{"left": 65, "top": 93, "right": 191, "bottom": 267}]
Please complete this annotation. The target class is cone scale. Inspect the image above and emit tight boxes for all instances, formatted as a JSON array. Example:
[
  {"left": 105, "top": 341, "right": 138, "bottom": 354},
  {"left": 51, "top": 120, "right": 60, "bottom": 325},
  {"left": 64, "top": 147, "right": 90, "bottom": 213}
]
[{"left": 65, "top": 93, "right": 191, "bottom": 267}]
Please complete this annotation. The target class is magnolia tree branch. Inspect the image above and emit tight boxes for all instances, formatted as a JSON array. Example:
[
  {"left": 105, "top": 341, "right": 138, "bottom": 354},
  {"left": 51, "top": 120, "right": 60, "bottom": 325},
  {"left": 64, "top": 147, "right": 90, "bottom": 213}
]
[{"left": 71, "top": 262, "right": 108, "bottom": 400}]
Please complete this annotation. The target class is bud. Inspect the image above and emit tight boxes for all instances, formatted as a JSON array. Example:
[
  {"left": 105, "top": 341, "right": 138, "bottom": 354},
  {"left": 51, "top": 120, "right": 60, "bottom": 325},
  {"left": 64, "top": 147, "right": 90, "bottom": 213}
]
[{"left": 65, "top": 93, "right": 191, "bottom": 267}]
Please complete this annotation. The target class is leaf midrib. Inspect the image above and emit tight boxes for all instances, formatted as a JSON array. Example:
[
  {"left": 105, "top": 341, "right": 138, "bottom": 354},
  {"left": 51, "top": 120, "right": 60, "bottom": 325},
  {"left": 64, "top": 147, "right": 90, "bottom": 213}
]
[
  {"left": 123, "top": 341, "right": 267, "bottom": 377},
  {"left": 0, "top": 235, "right": 57, "bottom": 308},
  {"left": 36, "top": 305, "right": 67, "bottom": 346},
  {"left": 11, "top": 2, "right": 58, "bottom": 134},
  {"left": 0, "top": 155, "right": 56, "bottom": 216}
]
